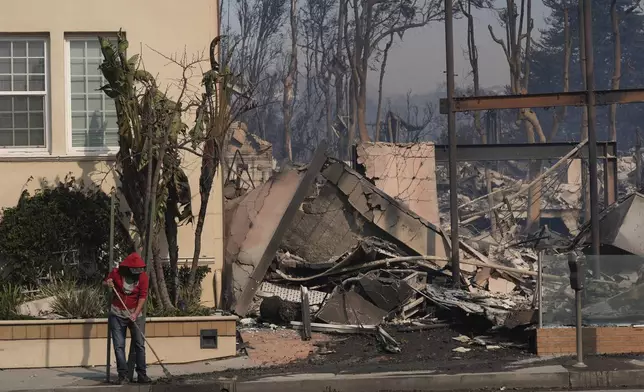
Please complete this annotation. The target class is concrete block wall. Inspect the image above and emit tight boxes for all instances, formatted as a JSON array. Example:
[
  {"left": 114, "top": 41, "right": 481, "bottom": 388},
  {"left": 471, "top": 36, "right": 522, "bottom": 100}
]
[{"left": 537, "top": 327, "right": 644, "bottom": 356}]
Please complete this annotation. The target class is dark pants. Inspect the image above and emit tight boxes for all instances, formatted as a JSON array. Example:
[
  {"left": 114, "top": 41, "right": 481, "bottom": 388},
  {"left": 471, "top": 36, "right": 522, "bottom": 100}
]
[{"left": 108, "top": 314, "right": 147, "bottom": 378}]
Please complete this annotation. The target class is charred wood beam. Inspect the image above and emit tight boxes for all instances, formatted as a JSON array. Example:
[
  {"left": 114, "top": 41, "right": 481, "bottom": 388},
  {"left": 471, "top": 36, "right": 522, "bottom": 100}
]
[
  {"left": 434, "top": 142, "right": 616, "bottom": 162},
  {"left": 439, "top": 88, "right": 644, "bottom": 113}
]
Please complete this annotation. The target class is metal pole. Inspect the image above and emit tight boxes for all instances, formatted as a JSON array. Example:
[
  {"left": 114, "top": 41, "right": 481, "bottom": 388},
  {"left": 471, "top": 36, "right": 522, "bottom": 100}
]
[
  {"left": 106, "top": 188, "right": 115, "bottom": 383},
  {"left": 582, "top": 0, "right": 601, "bottom": 266},
  {"left": 444, "top": 0, "right": 459, "bottom": 286},
  {"left": 538, "top": 250, "right": 543, "bottom": 329},
  {"left": 574, "top": 288, "right": 586, "bottom": 367}
]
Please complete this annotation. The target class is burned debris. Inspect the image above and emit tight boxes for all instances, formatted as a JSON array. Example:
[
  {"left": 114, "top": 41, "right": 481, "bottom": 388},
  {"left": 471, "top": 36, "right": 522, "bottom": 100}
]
[{"left": 222, "top": 139, "right": 644, "bottom": 354}]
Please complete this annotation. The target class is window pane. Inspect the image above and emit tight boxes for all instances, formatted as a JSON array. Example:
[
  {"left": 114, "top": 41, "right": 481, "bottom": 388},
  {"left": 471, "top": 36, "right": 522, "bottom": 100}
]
[
  {"left": 88, "top": 95, "right": 102, "bottom": 111},
  {"left": 87, "top": 77, "right": 102, "bottom": 92},
  {"left": 0, "top": 113, "right": 11, "bottom": 128},
  {"left": 29, "top": 129, "right": 44, "bottom": 146},
  {"left": 12, "top": 41, "right": 26, "bottom": 57},
  {"left": 0, "top": 130, "right": 12, "bottom": 146},
  {"left": 0, "top": 42, "right": 10, "bottom": 58},
  {"left": 71, "top": 96, "right": 86, "bottom": 111},
  {"left": 14, "top": 113, "right": 27, "bottom": 128},
  {"left": 13, "top": 75, "right": 27, "bottom": 91},
  {"left": 70, "top": 59, "right": 84, "bottom": 76},
  {"left": 0, "top": 59, "right": 9, "bottom": 74},
  {"left": 28, "top": 58, "right": 44, "bottom": 74},
  {"left": 14, "top": 96, "right": 27, "bottom": 111},
  {"left": 28, "top": 75, "right": 45, "bottom": 91},
  {"left": 70, "top": 41, "right": 85, "bottom": 58},
  {"left": 29, "top": 96, "right": 43, "bottom": 111},
  {"left": 71, "top": 77, "right": 85, "bottom": 93},
  {"left": 13, "top": 58, "right": 26, "bottom": 74},
  {"left": 87, "top": 59, "right": 101, "bottom": 76},
  {"left": 72, "top": 113, "right": 86, "bottom": 129},
  {"left": 105, "top": 112, "right": 117, "bottom": 128},
  {"left": 14, "top": 129, "right": 28, "bottom": 145},
  {"left": 29, "top": 112, "right": 44, "bottom": 128},
  {"left": 86, "top": 40, "right": 101, "bottom": 58},
  {"left": 28, "top": 41, "right": 45, "bottom": 57},
  {"left": 0, "top": 97, "right": 10, "bottom": 111},
  {"left": 0, "top": 75, "right": 10, "bottom": 91},
  {"left": 104, "top": 98, "right": 115, "bottom": 112}
]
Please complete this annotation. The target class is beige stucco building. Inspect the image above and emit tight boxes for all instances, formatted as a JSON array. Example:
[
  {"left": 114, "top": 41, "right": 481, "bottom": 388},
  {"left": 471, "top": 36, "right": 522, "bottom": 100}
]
[{"left": 0, "top": 0, "right": 224, "bottom": 306}]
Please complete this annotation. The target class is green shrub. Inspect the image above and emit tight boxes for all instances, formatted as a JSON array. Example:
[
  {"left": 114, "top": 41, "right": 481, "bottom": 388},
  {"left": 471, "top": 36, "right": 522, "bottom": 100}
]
[
  {"left": 41, "top": 279, "right": 108, "bottom": 319},
  {"left": 0, "top": 175, "right": 135, "bottom": 287},
  {"left": 149, "top": 265, "right": 212, "bottom": 317},
  {"left": 0, "top": 284, "right": 23, "bottom": 320}
]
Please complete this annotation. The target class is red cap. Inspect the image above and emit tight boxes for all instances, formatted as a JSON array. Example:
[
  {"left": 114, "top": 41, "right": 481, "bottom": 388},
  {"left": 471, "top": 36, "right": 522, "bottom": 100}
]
[{"left": 120, "top": 252, "right": 146, "bottom": 269}]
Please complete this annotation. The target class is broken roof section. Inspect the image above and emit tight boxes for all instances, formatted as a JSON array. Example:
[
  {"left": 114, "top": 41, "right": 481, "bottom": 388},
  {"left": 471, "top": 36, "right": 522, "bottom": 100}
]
[{"left": 573, "top": 192, "right": 644, "bottom": 255}]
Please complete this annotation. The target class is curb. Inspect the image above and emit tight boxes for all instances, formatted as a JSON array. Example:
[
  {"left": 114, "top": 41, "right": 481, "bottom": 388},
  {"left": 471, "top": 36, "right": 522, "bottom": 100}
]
[{"left": 11, "top": 368, "right": 644, "bottom": 392}]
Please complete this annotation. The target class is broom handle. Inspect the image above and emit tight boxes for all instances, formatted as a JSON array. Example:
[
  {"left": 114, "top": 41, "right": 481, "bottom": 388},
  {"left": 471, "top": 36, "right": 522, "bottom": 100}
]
[{"left": 111, "top": 286, "right": 165, "bottom": 366}]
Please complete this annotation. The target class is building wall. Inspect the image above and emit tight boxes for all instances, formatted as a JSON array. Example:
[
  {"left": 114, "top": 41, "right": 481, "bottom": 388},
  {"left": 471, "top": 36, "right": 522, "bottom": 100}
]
[{"left": 0, "top": 0, "right": 224, "bottom": 306}]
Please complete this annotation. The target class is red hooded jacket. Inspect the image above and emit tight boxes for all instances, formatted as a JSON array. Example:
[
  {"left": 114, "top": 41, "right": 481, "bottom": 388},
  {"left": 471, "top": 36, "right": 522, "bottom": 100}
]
[{"left": 105, "top": 252, "right": 149, "bottom": 310}]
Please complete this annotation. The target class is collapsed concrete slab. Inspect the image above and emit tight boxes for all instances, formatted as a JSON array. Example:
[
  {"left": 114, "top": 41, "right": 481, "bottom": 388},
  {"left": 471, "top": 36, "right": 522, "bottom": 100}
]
[
  {"left": 282, "top": 159, "right": 449, "bottom": 267},
  {"left": 222, "top": 142, "right": 328, "bottom": 315}
]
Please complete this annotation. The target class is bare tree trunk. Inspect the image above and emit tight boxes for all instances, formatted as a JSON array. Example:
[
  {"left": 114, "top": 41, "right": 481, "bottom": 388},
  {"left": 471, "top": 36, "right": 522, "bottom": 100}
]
[
  {"left": 335, "top": 0, "right": 346, "bottom": 118},
  {"left": 164, "top": 204, "right": 179, "bottom": 305},
  {"left": 283, "top": 0, "right": 298, "bottom": 161},
  {"left": 375, "top": 33, "right": 394, "bottom": 142},
  {"left": 152, "top": 234, "right": 173, "bottom": 310},
  {"left": 609, "top": 0, "right": 621, "bottom": 141},
  {"left": 550, "top": 6, "right": 571, "bottom": 142}
]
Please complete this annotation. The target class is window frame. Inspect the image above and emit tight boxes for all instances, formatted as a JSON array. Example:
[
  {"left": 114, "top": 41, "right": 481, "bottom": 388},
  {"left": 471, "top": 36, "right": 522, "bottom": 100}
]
[
  {"left": 0, "top": 35, "right": 49, "bottom": 155},
  {"left": 65, "top": 35, "right": 119, "bottom": 156}
]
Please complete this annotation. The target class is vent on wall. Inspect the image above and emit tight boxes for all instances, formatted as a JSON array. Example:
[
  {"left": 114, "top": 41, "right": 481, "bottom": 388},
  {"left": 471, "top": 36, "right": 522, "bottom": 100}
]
[{"left": 200, "top": 329, "right": 218, "bottom": 349}]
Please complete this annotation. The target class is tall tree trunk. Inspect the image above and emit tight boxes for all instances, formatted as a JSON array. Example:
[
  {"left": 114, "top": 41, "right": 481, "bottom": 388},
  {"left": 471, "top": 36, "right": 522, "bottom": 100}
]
[
  {"left": 609, "top": 0, "right": 621, "bottom": 141},
  {"left": 550, "top": 6, "right": 571, "bottom": 142},
  {"left": 164, "top": 205, "right": 179, "bottom": 305},
  {"left": 152, "top": 234, "right": 174, "bottom": 310},
  {"left": 375, "top": 33, "right": 394, "bottom": 142},
  {"left": 283, "top": 0, "right": 298, "bottom": 161}
]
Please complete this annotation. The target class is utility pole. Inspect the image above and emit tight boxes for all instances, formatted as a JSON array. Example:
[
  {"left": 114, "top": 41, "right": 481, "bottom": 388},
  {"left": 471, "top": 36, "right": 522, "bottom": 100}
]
[
  {"left": 444, "top": 0, "right": 459, "bottom": 286},
  {"left": 582, "top": 0, "right": 601, "bottom": 270},
  {"left": 636, "top": 128, "right": 642, "bottom": 190}
]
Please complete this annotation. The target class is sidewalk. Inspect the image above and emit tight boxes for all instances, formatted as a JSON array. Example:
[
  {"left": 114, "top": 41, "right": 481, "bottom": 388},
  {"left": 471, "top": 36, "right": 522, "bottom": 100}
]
[{"left": 5, "top": 356, "right": 644, "bottom": 392}]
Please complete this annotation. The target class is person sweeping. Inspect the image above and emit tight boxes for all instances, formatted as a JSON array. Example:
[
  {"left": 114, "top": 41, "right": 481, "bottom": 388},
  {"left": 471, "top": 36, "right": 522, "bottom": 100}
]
[{"left": 104, "top": 252, "right": 152, "bottom": 385}]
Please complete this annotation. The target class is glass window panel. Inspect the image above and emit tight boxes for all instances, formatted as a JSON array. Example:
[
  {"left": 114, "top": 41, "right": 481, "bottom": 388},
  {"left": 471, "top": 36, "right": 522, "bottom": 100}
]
[
  {"left": 0, "top": 113, "right": 11, "bottom": 128},
  {"left": 72, "top": 113, "right": 86, "bottom": 129},
  {"left": 71, "top": 96, "right": 86, "bottom": 111},
  {"left": 104, "top": 98, "right": 115, "bottom": 112},
  {"left": 0, "top": 59, "right": 10, "bottom": 74},
  {"left": 0, "top": 75, "right": 11, "bottom": 91},
  {"left": 86, "top": 40, "right": 101, "bottom": 58},
  {"left": 87, "top": 77, "right": 102, "bottom": 92},
  {"left": 12, "top": 58, "right": 26, "bottom": 74},
  {"left": 71, "top": 77, "right": 85, "bottom": 93},
  {"left": 88, "top": 113, "right": 103, "bottom": 130},
  {"left": 0, "top": 42, "right": 10, "bottom": 58},
  {"left": 12, "top": 41, "right": 26, "bottom": 57},
  {"left": 14, "top": 97, "right": 27, "bottom": 111},
  {"left": 28, "top": 75, "right": 45, "bottom": 91},
  {"left": 13, "top": 75, "right": 27, "bottom": 91},
  {"left": 0, "top": 97, "right": 10, "bottom": 111},
  {"left": 28, "top": 41, "right": 45, "bottom": 57},
  {"left": 14, "top": 113, "right": 27, "bottom": 128},
  {"left": 0, "top": 130, "right": 12, "bottom": 146},
  {"left": 29, "top": 129, "right": 44, "bottom": 146},
  {"left": 70, "top": 59, "right": 84, "bottom": 76},
  {"left": 28, "top": 58, "right": 45, "bottom": 74},
  {"left": 13, "top": 129, "right": 28, "bottom": 145},
  {"left": 70, "top": 41, "right": 85, "bottom": 58},
  {"left": 105, "top": 112, "right": 117, "bottom": 129},
  {"left": 29, "top": 112, "right": 44, "bottom": 128},
  {"left": 88, "top": 95, "right": 102, "bottom": 111},
  {"left": 29, "top": 96, "right": 43, "bottom": 111},
  {"left": 72, "top": 133, "right": 88, "bottom": 148},
  {"left": 87, "top": 59, "right": 101, "bottom": 76}
]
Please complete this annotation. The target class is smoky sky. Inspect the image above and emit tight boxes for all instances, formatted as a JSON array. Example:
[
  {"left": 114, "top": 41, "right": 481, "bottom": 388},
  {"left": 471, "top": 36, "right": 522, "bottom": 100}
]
[{"left": 371, "top": 1, "right": 549, "bottom": 97}]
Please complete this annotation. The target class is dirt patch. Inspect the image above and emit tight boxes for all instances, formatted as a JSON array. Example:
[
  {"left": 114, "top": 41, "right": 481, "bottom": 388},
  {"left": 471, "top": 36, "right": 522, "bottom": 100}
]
[{"left": 189, "top": 326, "right": 534, "bottom": 382}]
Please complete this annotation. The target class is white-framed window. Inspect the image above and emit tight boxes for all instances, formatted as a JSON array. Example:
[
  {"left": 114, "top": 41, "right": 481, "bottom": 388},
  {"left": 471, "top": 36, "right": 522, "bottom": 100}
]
[
  {"left": 0, "top": 37, "right": 48, "bottom": 151},
  {"left": 66, "top": 36, "right": 118, "bottom": 153}
]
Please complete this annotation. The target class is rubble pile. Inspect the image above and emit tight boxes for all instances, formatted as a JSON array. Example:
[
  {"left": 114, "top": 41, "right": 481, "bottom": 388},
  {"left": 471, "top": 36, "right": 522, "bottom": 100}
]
[{"left": 222, "top": 140, "right": 644, "bottom": 354}]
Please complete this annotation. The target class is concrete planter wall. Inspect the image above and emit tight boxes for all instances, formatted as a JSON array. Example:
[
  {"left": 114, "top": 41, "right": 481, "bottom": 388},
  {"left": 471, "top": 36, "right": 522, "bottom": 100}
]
[
  {"left": 536, "top": 326, "right": 644, "bottom": 356},
  {"left": 0, "top": 315, "right": 237, "bottom": 368}
]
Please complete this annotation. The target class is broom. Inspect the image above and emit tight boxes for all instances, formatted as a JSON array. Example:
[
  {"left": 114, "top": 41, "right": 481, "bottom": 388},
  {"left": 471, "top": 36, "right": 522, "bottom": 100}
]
[{"left": 111, "top": 286, "right": 173, "bottom": 380}]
